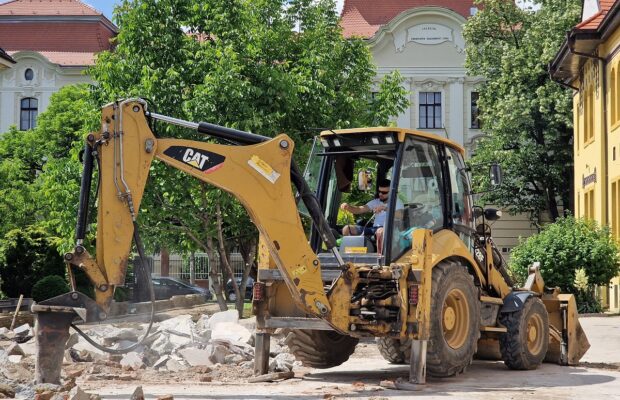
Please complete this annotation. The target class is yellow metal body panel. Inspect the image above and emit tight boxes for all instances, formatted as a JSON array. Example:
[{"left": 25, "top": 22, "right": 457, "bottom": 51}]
[
  {"left": 320, "top": 127, "right": 465, "bottom": 155},
  {"left": 96, "top": 101, "right": 156, "bottom": 286},
  {"left": 154, "top": 136, "right": 330, "bottom": 318},
  {"left": 411, "top": 229, "right": 433, "bottom": 340}
]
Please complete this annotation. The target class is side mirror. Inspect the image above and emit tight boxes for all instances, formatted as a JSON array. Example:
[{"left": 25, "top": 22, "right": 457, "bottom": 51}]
[
  {"left": 358, "top": 170, "right": 373, "bottom": 191},
  {"left": 489, "top": 163, "right": 502, "bottom": 187}
]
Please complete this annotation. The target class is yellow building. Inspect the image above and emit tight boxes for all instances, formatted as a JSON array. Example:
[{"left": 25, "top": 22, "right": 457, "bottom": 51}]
[{"left": 551, "top": 0, "right": 620, "bottom": 312}]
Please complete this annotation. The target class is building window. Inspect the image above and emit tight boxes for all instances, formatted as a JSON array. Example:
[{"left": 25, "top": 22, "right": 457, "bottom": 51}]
[
  {"left": 419, "top": 92, "right": 442, "bottom": 129},
  {"left": 20, "top": 97, "right": 38, "bottom": 130},
  {"left": 471, "top": 91, "right": 481, "bottom": 129},
  {"left": 612, "top": 67, "right": 617, "bottom": 125},
  {"left": 616, "top": 66, "right": 620, "bottom": 123},
  {"left": 612, "top": 179, "right": 620, "bottom": 241},
  {"left": 584, "top": 188, "right": 595, "bottom": 220},
  {"left": 24, "top": 68, "right": 33, "bottom": 81},
  {"left": 584, "top": 86, "right": 594, "bottom": 144}
]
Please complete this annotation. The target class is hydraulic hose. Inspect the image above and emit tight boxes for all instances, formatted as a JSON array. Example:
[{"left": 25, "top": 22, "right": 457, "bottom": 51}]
[{"left": 70, "top": 221, "right": 157, "bottom": 354}]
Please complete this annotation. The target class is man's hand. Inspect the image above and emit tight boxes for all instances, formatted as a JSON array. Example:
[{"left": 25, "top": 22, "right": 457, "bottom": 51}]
[
  {"left": 373, "top": 204, "right": 387, "bottom": 214},
  {"left": 340, "top": 203, "right": 350, "bottom": 212}
]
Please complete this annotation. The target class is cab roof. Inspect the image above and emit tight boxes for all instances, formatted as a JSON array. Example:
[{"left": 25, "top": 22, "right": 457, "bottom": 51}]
[{"left": 319, "top": 127, "right": 465, "bottom": 155}]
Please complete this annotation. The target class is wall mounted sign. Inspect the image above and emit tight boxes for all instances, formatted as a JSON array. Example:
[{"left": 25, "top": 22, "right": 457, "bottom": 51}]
[
  {"left": 394, "top": 23, "right": 465, "bottom": 53},
  {"left": 582, "top": 167, "right": 597, "bottom": 187}
]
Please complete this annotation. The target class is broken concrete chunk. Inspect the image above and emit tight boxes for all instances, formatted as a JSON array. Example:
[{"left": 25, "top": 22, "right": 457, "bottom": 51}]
[
  {"left": 12, "top": 323, "right": 31, "bottom": 337},
  {"left": 156, "top": 395, "right": 174, "bottom": 400},
  {"left": 34, "top": 391, "right": 54, "bottom": 400},
  {"left": 224, "top": 354, "right": 245, "bottom": 365},
  {"left": 120, "top": 352, "right": 144, "bottom": 371},
  {"left": 211, "top": 322, "right": 251, "bottom": 343},
  {"left": 130, "top": 386, "right": 145, "bottom": 400},
  {"left": 269, "top": 352, "right": 296, "bottom": 372},
  {"left": 68, "top": 386, "right": 91, "bottom": 400},
  {"left": 65, "top": 333, "right": 79, "bottom": 349},
  {"left": 1, "top": 363, "right": 33, "bottom": 382},
  {"left": 206, "top": 310, "right": 238, "bottom": 329},
  {"left": 6, "top": 343, "right": 24, "bottom": 356},
  {"left": 206, "top": 344, "right": 230, "bottom": 365},
  {"left": 151, "top": 333, "right": 175, "bottom": 355},
  {"left": 195, "top": 314, "right": 210, "bottom": 331},
  {"left": 17, "top": 342, "right": 36, "bottom": 357},
  {"left": 165, "top": 358, "right": 187, "bottom": 372},
  {"left": 153, "top": 355, "right": 170, "bottom": 369},
  {"left": 179, "top": 348, "right": 213, "bottom": 367},
  {"left": 0, "top": 383, "right": 15, "bottom": 399},
  {"left": 8, "top": 355, "right": 22, "bottom": 363}
]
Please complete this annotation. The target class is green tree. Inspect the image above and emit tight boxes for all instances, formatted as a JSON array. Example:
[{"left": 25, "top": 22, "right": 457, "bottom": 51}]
[
  {"left": 0, "top": 85, "right": 99, "bottom": 299},
  {"left": 0, "top": 227, "right": 66, "bottom": 297},
  {"left": 89, "top": 0, "right": 409, "bottom": 314},
  {"left": 463, "top": 0, "right": 581, "bottom": 222},
  {"left": 509, "top": 217, "right": 620, "bottom": 306},
  {"left": 31, "top": 275, "right": 71, "bottom": 302}
]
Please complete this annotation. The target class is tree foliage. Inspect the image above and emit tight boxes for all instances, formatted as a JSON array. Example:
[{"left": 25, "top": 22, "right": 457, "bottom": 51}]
[
  {"left": 509, "top": 216, "right": 620, "bottom": 294},
  {"left": 87, "top": 0, "right": 408, "bottom": 310},
  {"left": 463, "top": 0, "right": 581, "bottom": 221},
  {"left": 0, "top": 227, "right": 66, "bottom": 297},
  {"left": 31, "top": 275, "right": 71, "bottom": 302}
]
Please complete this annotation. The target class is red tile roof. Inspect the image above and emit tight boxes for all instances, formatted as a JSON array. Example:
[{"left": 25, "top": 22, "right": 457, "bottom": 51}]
[
  {"left": 0, "top": 0, "right": 101, "bottom": 16},
  {"left": 0, "top": 22, "right": 114, "bottom": 52},
  {"left": 9, "top": 50, "right": 95, "bottom": 65},
  {"left": 576, "top": 0, "right": 616, "bottom": 30},
  {"left": 340, "top": 0, "right": 477, "bottom": 38}
]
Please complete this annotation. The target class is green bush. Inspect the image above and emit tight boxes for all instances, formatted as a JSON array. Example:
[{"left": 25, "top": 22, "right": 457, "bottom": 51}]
[
  {"left": 0, "top": 227, "right": 65, "bottom": 297},
  {"left": 509, "top": 216, "right": 620, "bottom": 293},
  {"left": 31, "top": 275, "right": 70, "bottom": 302}
]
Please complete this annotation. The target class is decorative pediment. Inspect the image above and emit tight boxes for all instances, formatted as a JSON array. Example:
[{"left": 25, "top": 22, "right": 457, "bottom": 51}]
[
  {"left": 394, "top": 23, "right": 465, "bottom": 54},
  {"left": 414, "top": 78, "right": 446, "bottom": 92}
]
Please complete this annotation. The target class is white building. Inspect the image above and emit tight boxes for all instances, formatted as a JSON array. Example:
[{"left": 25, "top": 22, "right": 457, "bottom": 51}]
[
  {"left": 0, "top": 0, "right": 117, "bottom": 133},
  {"left": 340, "top": 0, "right": 538, "bottom": 256}
]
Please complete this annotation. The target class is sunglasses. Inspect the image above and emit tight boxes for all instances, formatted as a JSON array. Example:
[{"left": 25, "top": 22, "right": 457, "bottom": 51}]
[{"left": 378, "top": 190, "right": 389, "bottom": 194}]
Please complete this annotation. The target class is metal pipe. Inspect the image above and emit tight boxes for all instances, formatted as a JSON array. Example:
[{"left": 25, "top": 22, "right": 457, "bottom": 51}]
[{"left": 75, "top": 142, "right": 94, "bottom": 243}]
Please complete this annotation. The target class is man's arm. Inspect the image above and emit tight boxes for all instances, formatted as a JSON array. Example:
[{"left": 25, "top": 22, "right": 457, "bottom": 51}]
[{"left": 340, "top": 203, "right": 370, "bottom": 215}]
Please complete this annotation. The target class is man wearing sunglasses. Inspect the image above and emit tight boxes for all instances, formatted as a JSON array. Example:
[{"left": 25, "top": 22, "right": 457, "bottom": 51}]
[{"left": 340, "top": 179, "right": 403, "bottom": 254}]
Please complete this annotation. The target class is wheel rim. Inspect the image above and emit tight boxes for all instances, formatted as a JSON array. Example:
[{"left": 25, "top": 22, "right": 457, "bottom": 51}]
[
  {"left": 526, "top": 313, "right": 544, "bottom": 356},
  {"left": 442, "top": 288, "right": 470, "bottom": 349}
]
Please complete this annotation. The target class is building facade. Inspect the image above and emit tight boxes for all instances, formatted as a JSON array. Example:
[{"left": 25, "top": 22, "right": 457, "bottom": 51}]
[
  {"left": 0, "top": 0, "right": 117, "bottom": 133},
  {"left": 340, "top": 0, "right": 540, "bottom": 255},
  {"left": 551, "top": 0, "right": 620, "bottom": 312}
]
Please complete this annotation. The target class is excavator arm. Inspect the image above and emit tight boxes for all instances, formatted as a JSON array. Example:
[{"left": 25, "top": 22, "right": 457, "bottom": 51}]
[{"left": 33, "top": 99, "right": 347, "bottom": 383}]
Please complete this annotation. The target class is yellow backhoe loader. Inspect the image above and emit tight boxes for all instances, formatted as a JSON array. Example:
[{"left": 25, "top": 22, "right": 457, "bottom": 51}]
[{"left": 33, "top": 99, "right": 589, "bottom": 386}]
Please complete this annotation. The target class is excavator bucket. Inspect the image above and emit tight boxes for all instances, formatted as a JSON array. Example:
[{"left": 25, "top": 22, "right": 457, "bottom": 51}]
[{"left": 543, "top": 293, "right": 590, "bottom": 365}]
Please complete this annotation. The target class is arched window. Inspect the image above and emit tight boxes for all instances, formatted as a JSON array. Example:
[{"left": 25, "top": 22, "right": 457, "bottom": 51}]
[
  {"left": 24, "top": 68, "right": 34, "bottom": 81},
  {"left": 20, "top": 97, "right": 38, "bottom": 130}
]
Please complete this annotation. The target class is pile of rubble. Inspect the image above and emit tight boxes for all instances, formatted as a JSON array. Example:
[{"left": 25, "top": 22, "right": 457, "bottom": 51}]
[{"left": 0, "top": 310, "right": 299, "bottom": 399}]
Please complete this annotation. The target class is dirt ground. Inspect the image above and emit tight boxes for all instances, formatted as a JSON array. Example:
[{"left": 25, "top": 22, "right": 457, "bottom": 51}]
[{"left": 72, "top": 315, "right": 620, "bottom": 400}]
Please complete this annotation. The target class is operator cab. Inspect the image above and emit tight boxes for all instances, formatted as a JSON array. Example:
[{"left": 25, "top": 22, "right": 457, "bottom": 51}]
[{"left": 302, "top": 128, "right": 475, "bottom": 268}]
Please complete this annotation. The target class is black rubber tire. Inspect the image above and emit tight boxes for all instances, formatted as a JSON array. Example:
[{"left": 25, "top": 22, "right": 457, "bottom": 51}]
[
  {"left": 426, "top": 261, "right": 480, "bottom": 377},
  {"left": 285, "top": 329, "right": 359, "bottom": 368},
  {"left": 499, "top": 297, "right": 549, "bottom": 370},
  {"left": 376, "top": 337, "right": 411, "bottom": 364}
]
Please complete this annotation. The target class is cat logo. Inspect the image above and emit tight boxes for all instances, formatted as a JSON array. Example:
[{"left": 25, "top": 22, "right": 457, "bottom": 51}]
[
  {"left": 163, "top": 146, "right": 226, "bottom": 173},
  {"left": 182, "top": 148, "right": 209, "bottom": 169}
]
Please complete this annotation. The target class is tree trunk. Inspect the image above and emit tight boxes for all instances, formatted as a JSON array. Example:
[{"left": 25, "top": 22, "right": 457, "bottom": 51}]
[
  {"left": 161, "top": 247, "right": 170, "bottom": 277},
  {"left": 189, "top": 251, "right": 196, "bottom": 285},
  {"left": 207, "top": 245, "right": 228, "bottom": 311},
  {"left": 216, "top": 202, "right": 243, "bottom": 318}
]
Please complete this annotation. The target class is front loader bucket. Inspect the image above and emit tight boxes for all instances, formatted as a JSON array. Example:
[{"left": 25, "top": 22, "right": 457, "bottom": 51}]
[{"left": 543, "top": 293, "right": 590, "bottom": 365}]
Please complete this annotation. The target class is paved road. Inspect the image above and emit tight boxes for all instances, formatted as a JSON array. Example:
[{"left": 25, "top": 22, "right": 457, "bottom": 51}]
[{"left": 82, "top": 316, "right": 620, "bottom": 400}]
